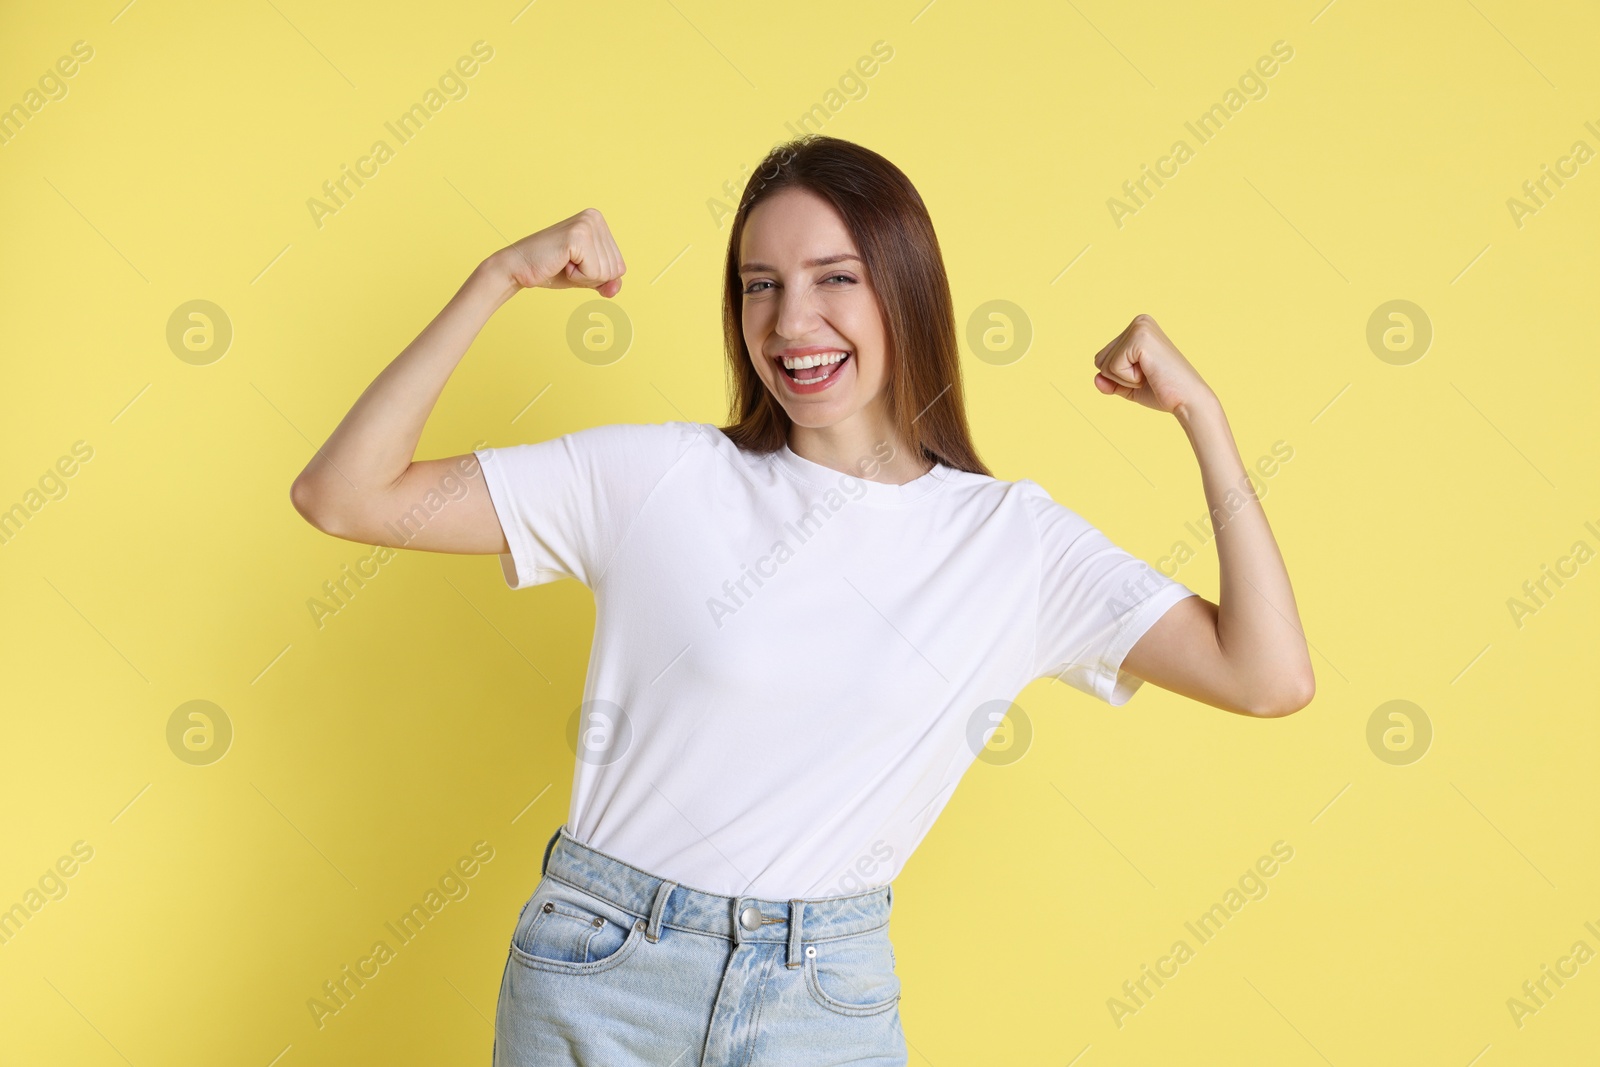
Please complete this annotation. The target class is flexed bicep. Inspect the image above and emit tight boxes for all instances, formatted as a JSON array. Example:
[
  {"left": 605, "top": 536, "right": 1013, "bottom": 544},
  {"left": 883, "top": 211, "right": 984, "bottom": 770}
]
[{"left": 292, "top": 453, "right": 509, "bottom": 555}]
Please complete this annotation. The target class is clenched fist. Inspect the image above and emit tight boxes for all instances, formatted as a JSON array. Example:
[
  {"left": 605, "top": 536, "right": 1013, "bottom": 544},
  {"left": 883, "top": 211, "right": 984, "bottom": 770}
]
[
  {"left": 492, "top": 208, "right": 627, "bottom": 298},
  {"left": 1093, "top": 314, "right": 1217, "bottom": 417}
]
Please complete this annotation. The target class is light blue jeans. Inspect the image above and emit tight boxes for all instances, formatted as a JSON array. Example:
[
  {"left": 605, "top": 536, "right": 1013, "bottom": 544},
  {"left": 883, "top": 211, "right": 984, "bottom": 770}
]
[{"left": 493, "top": 825, "right": 907, "bottom": 1065}]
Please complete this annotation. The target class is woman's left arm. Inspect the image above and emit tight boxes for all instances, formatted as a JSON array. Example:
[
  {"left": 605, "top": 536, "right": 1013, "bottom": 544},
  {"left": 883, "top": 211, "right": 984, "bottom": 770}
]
[{"left": 1093, "top": 314, "right": 1314, "bottom": 718}]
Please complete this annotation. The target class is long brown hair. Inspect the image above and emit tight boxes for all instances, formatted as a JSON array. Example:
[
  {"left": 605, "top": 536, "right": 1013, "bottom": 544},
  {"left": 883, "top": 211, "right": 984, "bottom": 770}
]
[{"left": 718, "top": 135, "right": 991, "bottom": 478}]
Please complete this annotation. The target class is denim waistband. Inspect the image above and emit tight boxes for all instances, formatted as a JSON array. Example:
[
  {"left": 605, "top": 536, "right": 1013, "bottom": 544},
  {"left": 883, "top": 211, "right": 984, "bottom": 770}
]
[{"left": 538, "top": 825, "right": 892, "bottom": 965}]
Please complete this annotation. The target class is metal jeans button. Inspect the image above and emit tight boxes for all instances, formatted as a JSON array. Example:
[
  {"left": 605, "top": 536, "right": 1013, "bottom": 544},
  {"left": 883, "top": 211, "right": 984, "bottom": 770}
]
[{"left": 739, "top": 904, "right": 761, "bottom": 930}]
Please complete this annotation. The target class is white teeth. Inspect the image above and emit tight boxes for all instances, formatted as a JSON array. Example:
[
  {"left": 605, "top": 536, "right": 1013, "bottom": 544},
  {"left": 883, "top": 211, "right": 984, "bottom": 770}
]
[
  {"left": 792, "top": 365, "right": 837, "bottom": 384},
  {"left": 781, "top": 350, "right": 849, "bottom": 370}
]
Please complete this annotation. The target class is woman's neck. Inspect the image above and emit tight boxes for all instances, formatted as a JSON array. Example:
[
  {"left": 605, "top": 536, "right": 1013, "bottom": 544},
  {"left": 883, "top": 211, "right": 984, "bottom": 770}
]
[{"left": 788, "top": 422, "right": 932, "bottom": 486}]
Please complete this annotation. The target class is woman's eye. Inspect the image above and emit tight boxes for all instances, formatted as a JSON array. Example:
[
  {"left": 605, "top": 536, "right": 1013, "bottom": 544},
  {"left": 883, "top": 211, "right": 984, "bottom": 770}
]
[{"left": 743, "top": 274, "right": 855, "bottom": 295}]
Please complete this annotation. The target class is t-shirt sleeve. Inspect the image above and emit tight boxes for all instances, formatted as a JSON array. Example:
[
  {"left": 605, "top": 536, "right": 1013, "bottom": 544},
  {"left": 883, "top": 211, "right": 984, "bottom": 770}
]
[
  {"left": 1019, "top": 478, "right": 1199, "bottom": 705},
  {"left": 473, "top": 420, "right": 699, "bottom": 590}
]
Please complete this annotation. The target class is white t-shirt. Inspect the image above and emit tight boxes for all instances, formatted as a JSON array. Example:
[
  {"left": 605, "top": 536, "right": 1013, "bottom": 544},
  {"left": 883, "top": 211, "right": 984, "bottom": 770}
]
[{"left": 475, "top": 421, "right": 1196, "bottom": 899}]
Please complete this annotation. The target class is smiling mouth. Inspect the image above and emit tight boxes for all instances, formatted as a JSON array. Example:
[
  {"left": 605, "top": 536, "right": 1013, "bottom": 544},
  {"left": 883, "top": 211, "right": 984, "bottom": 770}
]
[{"left": 775, "top": 350, "right": 851, "bottom": 384}]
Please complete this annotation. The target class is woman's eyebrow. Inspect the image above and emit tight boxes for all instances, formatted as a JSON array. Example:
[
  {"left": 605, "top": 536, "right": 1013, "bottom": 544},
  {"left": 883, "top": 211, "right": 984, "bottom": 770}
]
[{"left": 738, "top": 253, "right": 862, "bottom": 274}]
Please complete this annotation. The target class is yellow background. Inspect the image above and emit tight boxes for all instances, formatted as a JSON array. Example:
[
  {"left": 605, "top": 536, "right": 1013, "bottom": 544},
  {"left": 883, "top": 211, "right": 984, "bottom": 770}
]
[{"left": 2, "top": 0, "right": 1597, "bottom": 1063}]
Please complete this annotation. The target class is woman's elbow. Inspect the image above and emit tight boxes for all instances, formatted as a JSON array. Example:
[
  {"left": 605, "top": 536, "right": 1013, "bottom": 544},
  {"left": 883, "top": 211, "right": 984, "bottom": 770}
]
[
  {"left": 1252, "top": 671, "right": 1315, "bottom": 718},
  {"left": 290, "top": 476, "right": 338, "bottom": 535}
]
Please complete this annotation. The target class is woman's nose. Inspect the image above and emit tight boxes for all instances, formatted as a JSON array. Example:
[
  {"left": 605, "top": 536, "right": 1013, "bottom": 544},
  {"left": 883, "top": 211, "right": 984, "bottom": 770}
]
[{"left": 776, "top": 290, "right": 821, "bottom": 336}]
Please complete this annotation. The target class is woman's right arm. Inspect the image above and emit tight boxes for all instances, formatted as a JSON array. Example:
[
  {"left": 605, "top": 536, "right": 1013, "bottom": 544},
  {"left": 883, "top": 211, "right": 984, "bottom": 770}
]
[{"left": 288, "top": 208, "right": 627, "bottom": 554}]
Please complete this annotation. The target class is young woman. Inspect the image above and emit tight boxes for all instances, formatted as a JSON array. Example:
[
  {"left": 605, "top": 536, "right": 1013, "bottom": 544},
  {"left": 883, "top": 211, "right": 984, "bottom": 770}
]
[{"left": 290, "top": 135, "right": 1312, "bottom": 1066}]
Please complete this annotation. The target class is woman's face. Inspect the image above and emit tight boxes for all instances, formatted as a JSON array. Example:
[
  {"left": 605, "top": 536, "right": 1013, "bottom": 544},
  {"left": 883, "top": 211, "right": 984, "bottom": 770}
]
[{"left": 738, "top": 187, "right": 889, "bottom": 431}]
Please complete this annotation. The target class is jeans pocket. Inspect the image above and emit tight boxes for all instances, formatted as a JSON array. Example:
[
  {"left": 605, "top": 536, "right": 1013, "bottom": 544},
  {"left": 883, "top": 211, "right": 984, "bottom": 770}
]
[
  {"left": 510, "top": 878, "right": 646, "bottom": 975},
  {"left": 803, "top": 925, "right": 902, "bottom": 1017}
]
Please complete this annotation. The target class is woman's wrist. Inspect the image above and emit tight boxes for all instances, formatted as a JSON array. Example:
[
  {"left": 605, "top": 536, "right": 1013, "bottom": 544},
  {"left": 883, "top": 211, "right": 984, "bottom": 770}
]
[
  {"left": 472, "top": 250, "right": 525, "bottom": 310},
  {"left": 1174, "top": 388, "right": 1224, "bottom": 433}
]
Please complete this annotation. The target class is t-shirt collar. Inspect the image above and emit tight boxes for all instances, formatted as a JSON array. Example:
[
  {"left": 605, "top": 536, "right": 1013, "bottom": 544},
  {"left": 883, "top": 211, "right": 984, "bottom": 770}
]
[{"left": 774, "top": 439, "right": 950, "bottom": 507}]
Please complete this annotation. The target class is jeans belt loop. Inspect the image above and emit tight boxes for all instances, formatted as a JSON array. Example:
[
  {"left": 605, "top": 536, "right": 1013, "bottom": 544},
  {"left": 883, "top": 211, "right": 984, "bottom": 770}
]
[
  {"left": 540, "top": 825, "right": 562, "bottom": 877},
  {"left": 787, "top": 898, "right": 805, "bottom": 969},
  {"left": 646, "top": 880, "right": 676, "bottom": 944}
]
